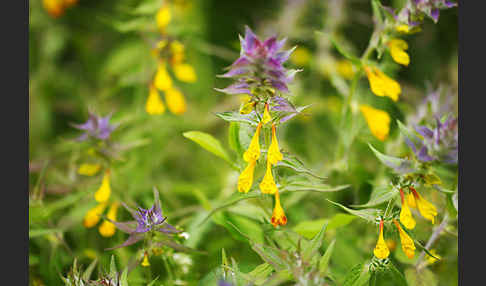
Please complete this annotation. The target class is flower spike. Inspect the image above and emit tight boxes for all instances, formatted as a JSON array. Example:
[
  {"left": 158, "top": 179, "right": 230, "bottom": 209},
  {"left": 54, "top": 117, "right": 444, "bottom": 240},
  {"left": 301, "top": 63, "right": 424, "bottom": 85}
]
[{"left": 373, "top": 220, "right": 390, "bottom": 259}]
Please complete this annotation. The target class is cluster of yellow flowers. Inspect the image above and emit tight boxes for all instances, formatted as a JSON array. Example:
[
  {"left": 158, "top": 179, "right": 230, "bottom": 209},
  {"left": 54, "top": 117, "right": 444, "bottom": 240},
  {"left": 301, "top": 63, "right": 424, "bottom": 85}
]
[
  {"left": 78, "top": 164, "right": 119, "bottom": 238},
  {"left": 42, "top": 0, "right": 78, "bottom": 18},
  {"left": 373, "top": 186, "right": 438, "bottom": 260},
  {"left": 237, "top": 104, "right": 287, "bottom": 227},
  {"left": 146, "top": 4, "right": 197, "bottom": 116},
  {"left": 359, "top": 34, "right": 411, "bottom": 141}
]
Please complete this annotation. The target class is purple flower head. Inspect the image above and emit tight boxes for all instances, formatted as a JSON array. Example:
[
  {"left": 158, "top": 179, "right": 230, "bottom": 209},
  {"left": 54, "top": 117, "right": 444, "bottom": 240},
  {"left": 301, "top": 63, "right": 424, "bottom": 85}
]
[
  {"left": 72, "top": 112, "right": 118, "bottom": 141},
  {"left": 217, "top": 26, "right": 299, "bottom": 96},
  {"left": 411, "top": 0, "right": 457, "bottom": 23},
  {"left": 106, "top": 188, "right": 180, "bottom": 251}
]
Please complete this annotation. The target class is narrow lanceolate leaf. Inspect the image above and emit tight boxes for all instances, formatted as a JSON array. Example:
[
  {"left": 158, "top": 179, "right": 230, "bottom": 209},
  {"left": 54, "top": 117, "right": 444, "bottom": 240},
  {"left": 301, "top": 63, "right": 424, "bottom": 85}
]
[
  {"left": 242, "top": 263, "right": 274, "bottom": 286},
  {"left": 250, "top": 241, "right": 290, "bottom": 271},
  {"left": 343, "top": 262, "right": 371, "bottom": 286},
  {"left": 215, "top": 111, "right": 259, "bottom": 125},
  {"left": 82, "top": 258, "right": 98, "bottom": 281},
  {"left": 276, "top": 153, "right": 326, "bottom": 180},
  {"left": 302, "top": 223, "right": 328, "bottom": 262},
  {"left": 228, "top": 122, "right": 243, "bottom": 156},
  {"left": 327, "top": 199, "right": 381, "bottom": 222},
  {"left": 329, "top": 36, "right": 361, "bottom": 66},
  {"left": 368, "top": 144, "right": 416, "bottom": 174},
  {"left": 120, "top": 268, "right": 130, "bottom": 286},
  {"left": 319, "top": 239, "right": 336, "bottom": 275},
  {"left": 386, "top": 262, "right": 408, "bottom": 286},
  {"left": 351, "top": 186, "right": 399, "bottom": 208},
  {"left": 183, "top": 131, "right": 235, "bottom": 167},
  {"left": 281, "top": 181, "right": 350, "bottom": 193}
]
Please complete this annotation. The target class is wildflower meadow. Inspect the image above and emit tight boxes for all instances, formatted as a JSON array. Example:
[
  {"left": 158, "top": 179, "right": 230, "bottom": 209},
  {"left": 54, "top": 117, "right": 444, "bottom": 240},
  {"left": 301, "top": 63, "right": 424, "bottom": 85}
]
[{"left": 29, "top": 0, "right": 458, "bottom": 285}]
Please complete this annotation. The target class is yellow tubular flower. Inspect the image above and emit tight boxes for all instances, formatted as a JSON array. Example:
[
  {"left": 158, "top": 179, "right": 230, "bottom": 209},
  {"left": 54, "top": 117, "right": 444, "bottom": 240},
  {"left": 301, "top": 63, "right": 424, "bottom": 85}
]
[
  {"left": 99, "top": 202, "right": 119, "bottom": 237},
  {"left": 271, "top": 190, "right": 287, "bottom": 227},
  {"left": 83, "top": 203, "right": 108, "bottom": 228},
  {"left": 388, "top": 39, "right": 410, "bottom": 66},
  {"left": 410, "top": 187, "right": 438, "bottom": 224},
  {"left": 399, "top": 189, "right": 416, "bottom": 230},
  {"left": 407, "top": 193, "right": 417, "bottom": 208},
  {"left": 393, "top": 219, "right": 416, "bottom": 259},
  {"left": 146, "top": 85, "right": 166, "bottom": 115},
  {"left": 237, "top": 160, "right": 257, "bottom": 193},
  {"left": 78, "top": 163, "right": 101, "bottom": 176},
  {"left": 94, "top": 170, "right": 111, "bottom": 203},
  {"left": 260, "top": 161, "right": 278, "bottom": 195},
  {"left": 43, "top": 0, "right": 65, "bottom": 18},
  {"left": 268, "top": 124, "right": 283, "bottom": 165},
  {"left": 154, "top": 63, "right": 173, "bottom": 91},
  {"left": 373, "top": 220, "right": 390, "bottom": 259},
  {"left": 141, "top": 252, "right": 150, "bottom": 267},
  {"left": 156, "top": 5, "right": 171, "bottom": 33},
  {"left": 243, "top": 123, "right": 262, "bottom": 162},
  {"left": 262, "top": 103, "right": 272, "bottom": 124},
  {"left": 165, "top": 88, "right": 187, "bottom": 115},
  {"left": 173, "top": 63, "right": 197, "bottom": 83},
  {"left": 359, "top": 105, "right": 391, "bottom": 141},
  {"left": 365, "top": 67, "right": 401, "bottom": 101}
]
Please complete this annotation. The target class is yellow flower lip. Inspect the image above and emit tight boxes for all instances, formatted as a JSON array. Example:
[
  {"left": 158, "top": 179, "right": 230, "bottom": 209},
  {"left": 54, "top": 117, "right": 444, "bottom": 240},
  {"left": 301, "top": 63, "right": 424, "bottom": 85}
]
[
  {"left": 99, "top": 202, "right": 119, "bottom": 237},
  {"left": 141, "top": 252, "right": 150, "bottom": 267},
  {"left": 94, "top": 170, "right": 111, "bottom": 203},
  {"left": 260, "top": 161, "right": 278, "bottom": 195},
  {"left": 165, "top": 88, "right": 187, "bottom": 115},
  {"left": 262, "top": 103, "right": 272, "bottom": 124},
  {"left": 243, "top": 123, "right": 262, "bottom": 162},
  {"left": 173, "top": 63, "right": 197, "bottom": 83},
  {"left": 156, "top": 5, "right": 171, "bottom": 33},
  {"left": 267, "top": 124, "right": 283, "bottom": 165},
  {"left": 373, "top": 220, "right": 390, "bottom": 259},
  {"left": 359, "top": 104, "right": 391, "bottom": 141},
  {"left": 78, "top": 163, "right": 101, "bottom": 176},
  {"left": 410, "top": 187, "right": 438, "bottom": 224},
  {"left": 399, "top": 188, "right": 416, "bottom": 230},
  {"left": 365, "top": 66, "right": 401, "bottom": 102},
  {"left": 393, "top": 219, "right": 416, "bottom": 259},
  {"left": 237, "top": 160, "right": 257, "bottom": 193},
  {"left": 146, "top": 85, "right": 166, "bottom": 115},
  {"left": 387, "top": 38, "right": 410, "bottom": 66},
  {"left": 270, "top": 190, "right": 287, "bottom": 227},
  {"left": 154, "top": 62, "right": 173, "bottom": 92},
  {"left": 83, "top": 202, "right": 108, "bottom": 228}
]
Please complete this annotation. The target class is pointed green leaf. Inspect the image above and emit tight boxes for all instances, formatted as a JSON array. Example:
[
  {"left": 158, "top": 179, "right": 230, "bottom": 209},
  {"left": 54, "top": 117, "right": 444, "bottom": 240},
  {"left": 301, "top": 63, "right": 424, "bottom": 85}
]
[
  {"left": 319, "top": 239, "right": 336, "bottom": 275},
  {"left": 369, "top": 144, "right": 416, "bottom": 174},
  {"left": 183, "top": 131, "right": 234, "bottom": 167},
  {"left": 328, "top": 199, "right": 381, "bottom": 222},
  {"left": 302, "top": 223, "right": 328, "bottom": 262}
]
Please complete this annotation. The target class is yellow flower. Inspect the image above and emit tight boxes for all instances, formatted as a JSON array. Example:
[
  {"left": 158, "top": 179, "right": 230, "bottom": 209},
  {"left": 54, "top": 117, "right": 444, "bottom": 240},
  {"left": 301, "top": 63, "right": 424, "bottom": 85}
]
[
  {"left": 373, "top": 220, "right": 390, "bottom": 259},
  {"left": 42, "top": 0, "right": 65, "bottom": 18},
  {"left": 78, "top": 163, "right": 101, "bottom": 176},
  {"left": 237, "top": 160, "right": 257, "bottom": 193},
  {"left": 268, "top": 124, "right": 283, "bottom": 165},
  {"left": 94, "top": 170, "right": 111, "bottom": 203},
  {"left": 99, "top": 202, "right": 119, "bottom": 237},
  {"left": 173, "top": 63, "right": 197, "bottom": 83},
  {"left": 260, "top": 161, "right": 278, "bottom": 195},
  {"left": 387, "top": 39, "right": 410, "bottom": 66},
  {"left": 399, "top": 189, "right": 416, "bottom": 230},
  {"left": 83, "top": 202, "right": 108, "bottom": 228},
  {"left": 365, "top": 66, "right": 401, "bottom": 102},
  {"left": 170, "top": 41, "right": 186, "bottom": 65},
  {"left": 141, "top": 252, "right": 150, "bottom": 267},
  {"left": 146, "top": 85, "right": 166, "bottom": 115},
  {"left": 290, "top": 47, "right": 311, "bottom": 66},
  {"left": 240, "top": 101, "right": 255, "bottom": 114},
  {"left": 359, "top": 105, "right": 391, "bottom": 141},
  {"left": 262, "top": 103, "right": 272, "bottom": 124},
  {"left": 243, "top": 123, "right": 262, "bottom": 162},
  {"left": 395, "top": 24, "right": 421, "bottom": 34},
  {"left": 336, "top": 60, "right": 355, "bottom": 80},
  {"left": 393, "top": 219, "right": 416, "bottom": 259},
  {"left": 270, "top": 190, "right": 287, "bottom": 227},
  {"left": 426, "top": 249, "right": 441, "bottom": 265},
  {"left": 165, "top": 88, "right": 187, "bottom": 115},
  {"left": 156, "top": 5, "right": 171, "bottom": 33},
  {"left": 407, "top": 193, "right": 417, "bottom": 208},
  {"left": 154, "top": 63, "right": 173, "bottom": 91},
  {"left": 410, "top": 187, "right": 438, "bottom": 224}
]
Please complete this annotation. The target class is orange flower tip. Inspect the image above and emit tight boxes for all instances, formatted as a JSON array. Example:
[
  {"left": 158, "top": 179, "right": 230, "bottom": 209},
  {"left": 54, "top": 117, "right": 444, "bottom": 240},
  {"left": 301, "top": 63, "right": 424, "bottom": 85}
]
[{"left": 270, "top": 214, "right": 287, "bottom": 227}]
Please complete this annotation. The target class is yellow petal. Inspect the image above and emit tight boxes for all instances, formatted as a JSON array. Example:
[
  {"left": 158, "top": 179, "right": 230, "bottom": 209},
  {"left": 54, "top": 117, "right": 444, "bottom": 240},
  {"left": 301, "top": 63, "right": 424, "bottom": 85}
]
[
  {"left": 271, "top": 190, "right": 287, "bottom": 227},
  {"left": 411, "top": 188, "right": 438, "bottom": 224},
  {"left": 154, "top": 63, "right": 173, "bottom": 91},
  {"left": 365, "top": 67, "right": 386, "bottom": 97},
  {"left": 42, "top": 0, "right": 64, "bottom": 18},
  {"left": 373, "top": 220, "right": 390, "bottom": 259},
  {"left": 267, "top": 124, "right": 283, "bottom": 165},
  {"left": 394, "top": 219, "right": 416, "bottom": 259},
  {"left": 141, "top": 252, "right": 150, "bottom": 267},
  {"left": 243, "top": 123, "right": 262, "bottom": 162},
  {"left": 78, "top": 163, "right": 101, "bottom": 176},
  {"left": 407, "top": 193, "right": 417, "bottom": 208},
  {"left": 375, "top": 69, "right": 401, "bottom": 101},
  {"left": 388, "top": 39, "right": 410, "bottom": 66},
  {"left": 173, "top": 63, "right": 197, "bottom": 83},
  {"left": 237, "top": 160, "right": 256, "bottom": 193},
  {"left": 262, "top": 104, "right": 272, "bottom": 124},
  {"left": 98, "top": 202, "right": 119, "bottom": 237},
  {"left": 359, "top": 105, "right": 391, "bottom": 141},
  {"left": 94, "top": 171, "right": 111, "bottom": 203},
  {"left": 170, "top": 41, "right": 185, "bottom": 65},
  {"left": 395, "top": 24, "right": 411, "bottom": 34},
  {"left": 83, "top": 203, "right": 108, "bottom": 228},
  {"left": 156, "top": 6, "right": 171, "bottom": 33},
  {"left": 399, "top": 189, "right": 416, "bottom": 230},
  {"left": 146, "top": 85, "right": 166, "bottom": 115},
  {"left": 259, "top": 161, "right": 278, "bottom": 195},
  {"left": 165, "top": 88, "right": 187, "bottom": 115}
]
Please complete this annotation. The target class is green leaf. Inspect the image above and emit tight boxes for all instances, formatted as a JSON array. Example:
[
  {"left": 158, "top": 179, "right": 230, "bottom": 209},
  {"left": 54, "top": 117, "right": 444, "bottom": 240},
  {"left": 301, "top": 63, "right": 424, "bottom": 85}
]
[
  {"left": 387, "top": 262, "right": 409, "bottom": 286},
  {"left": 250, "top": 241, "right": 290, "bottom": 271},
  {"left": 29, "top": 228, "right": 62, "bottom": 238},
  {"left": 277, "top": 153, "right": 326, "bottom": 180},
  {"left": 82, "top": 258, "right": 98, "bottom": 282},
  {"left": 146, "top": 276, "right": 159, "bottom": 286},
  {"left": 228, "top": 122, "right": 243, "bottom": 156},
  {"left": 343, "top": 262, "right": 371, "bottom": 286},
  {"left": 281, "top": 178, "right": 349, "bottom": 194},
  {"left": 293, "top": 214, "right": 356, "bottom": 239},
  {"left": 109, "top": 255, "right": 117, "bottom": 279},
  {"left": 183, "top": 131, "right": 234, "bottom": 167},
  {"left": 368, "top": 144, "right": 416, "bottom": 174},
  {"left": 404, "top": 268, "right": 438, "bottom": 286},
  {"left": 200, "top": 191, "right": 261, "bottom": 225},
  {"left": 215, "top": 111, "right": 258, "bottom": 125},
  {"left": 319, "top": 239, "right": 336, "bottom": 275},
  {"left": 328, "top": 199, "right": 382, "bottom": 222},
  {"left": 302, "top": 223, "right": 328, "bottom": 262},
  {"left": 351, "top": 186, "right": 398, "bottom": 208},
  {"left": 245, "top": 263, "right": 274, "bottom": 285},
  {"left": 212, "top": 212, "right": 264, "bottom": 244}
]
